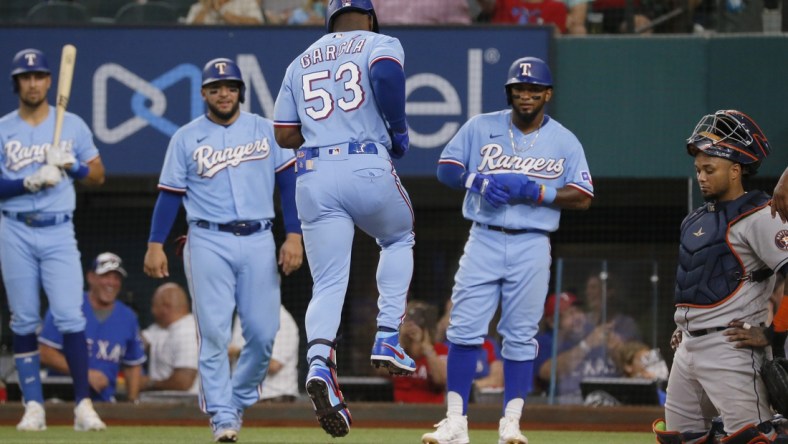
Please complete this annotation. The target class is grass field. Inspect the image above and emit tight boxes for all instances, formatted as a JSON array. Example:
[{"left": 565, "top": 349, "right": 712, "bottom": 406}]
[{"left": 0, "top": 426, "right": 654, "bottom": 443}]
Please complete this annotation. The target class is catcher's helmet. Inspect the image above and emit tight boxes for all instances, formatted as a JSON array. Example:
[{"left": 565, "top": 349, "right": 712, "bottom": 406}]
[
  {"left": 687, "top": 109, "right": 771, "bottom": 175},
  {"left": 11, "top": 48, "right": 50, "bottom": 93},
  {"left": 326, "top": 0, "right": 379, "bottom": 33},
  {"left": 201, "top": 58, "right": 246, "bottom": 103}
]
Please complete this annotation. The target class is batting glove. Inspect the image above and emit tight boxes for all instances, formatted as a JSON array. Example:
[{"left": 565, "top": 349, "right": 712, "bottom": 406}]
[
  {"left": 389, "top": 129, "right": 409, "bottom": 159},
  {"left": 46, "top": 145, "right": 77, "bottom": 170},
  {"left": 464, "top": 172, "right": 509, "bottom": 208},
  {"left": 23, "top": 165, "right": 62, "bottom": 193},
  {"left": 495, "top": 173, "right": 556, "bottom": 205}
]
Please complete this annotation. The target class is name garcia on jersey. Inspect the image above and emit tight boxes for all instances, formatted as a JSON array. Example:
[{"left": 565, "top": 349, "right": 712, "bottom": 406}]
[
  {"left": 193, "top": 137, "right": 271, "bottom": 178},
  {"left": 478, "top": 143, "right": 564, "bottom": 179},
  {"left": 4, "top": 140, "right": 74, "bottom": 172},
  {"left": 300, "top": 37, "right": 367, "bottom": 69}
]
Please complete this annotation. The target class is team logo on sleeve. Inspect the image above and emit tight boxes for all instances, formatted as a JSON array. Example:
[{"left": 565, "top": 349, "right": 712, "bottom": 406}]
[
  {"left": 775, "top": 230, "right": 788, "bottom": 250},
  {"left": 581, "top": 171, "right": 593, "bottom": 185}
]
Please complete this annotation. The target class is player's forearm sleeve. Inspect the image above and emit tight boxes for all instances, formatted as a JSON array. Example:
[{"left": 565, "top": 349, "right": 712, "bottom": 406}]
[
  {"left": 370, "top": 59, "right": 407, "bottom": 133},
  {"left": 275, "top": 167, "right": 302, "bottom": 234},
  {"left": 0, "top": 178, "right": 27, "bottom": 198},
  {"left": 437, "top": 162, "right": 466, "bottom": 190},
  {"left": 148, "top": 190, "right": 183, "bottom": 243}
]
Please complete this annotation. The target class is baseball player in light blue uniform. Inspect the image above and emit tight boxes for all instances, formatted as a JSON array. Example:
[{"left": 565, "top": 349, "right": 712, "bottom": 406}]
[
  {"left": 422, "top": 57, "right": 594, "bottom": 444},
  {"left": 0, "top": 48, "right": 107, "bottom": 432},
  {"left": 143, "top": 58, "right": 302, "bottom": 443},
  {"left": 39, "top": 252, "right": 146, "bottom": 403},
  {"left": 273, "top": 0, "right": 415, "bottom": 438}
]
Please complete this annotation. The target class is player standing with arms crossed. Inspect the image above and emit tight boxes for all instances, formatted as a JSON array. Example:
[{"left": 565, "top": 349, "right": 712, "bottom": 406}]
[
  {"left": 143, "top": 58, "right": 303, "bottom": 443},
  {"left": 652, "top": 110, "right": 788, "bottom": 444},
  {"left": 273, "top": 0, "right": 415, "bottom": 437},
  {"left": 0, "top": 48, "right": 106, "bottom": 432},
  {"left": 422, "top": 57, "right": 594, "bottom": 444}
]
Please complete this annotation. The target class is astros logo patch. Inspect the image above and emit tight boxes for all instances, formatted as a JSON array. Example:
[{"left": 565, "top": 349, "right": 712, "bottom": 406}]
[{"left": 775, "top": 230, "right": 788, "bottom": 250}]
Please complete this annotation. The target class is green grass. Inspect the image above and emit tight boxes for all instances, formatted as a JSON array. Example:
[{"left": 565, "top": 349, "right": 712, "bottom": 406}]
[{"left": 0, "top": 426, "right": 654, "bottom": 443}]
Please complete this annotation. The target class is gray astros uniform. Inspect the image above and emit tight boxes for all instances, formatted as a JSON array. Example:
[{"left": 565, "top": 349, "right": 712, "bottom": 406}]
[{"left": 667, "top": 197, "right": 788, "bottom": 434}]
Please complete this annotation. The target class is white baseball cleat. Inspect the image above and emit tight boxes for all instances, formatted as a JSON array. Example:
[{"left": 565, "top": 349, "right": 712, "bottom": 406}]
[
  {"left": 421, "top": 414, "right": 469, "bottom": 444},
  {"left": 498, "top": 416, "right": 528, "bottom": 444},
  {"left": 74, "top": 398, "right": 106, "bottom": 431},
  {"left": 16, "top": 400, "right": 46, "bottom": 431}
]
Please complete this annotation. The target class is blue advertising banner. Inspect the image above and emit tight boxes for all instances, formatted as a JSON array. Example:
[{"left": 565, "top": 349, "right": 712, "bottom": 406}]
[{"left": 0, "top": 26, "right": 551, "bottom": 176}]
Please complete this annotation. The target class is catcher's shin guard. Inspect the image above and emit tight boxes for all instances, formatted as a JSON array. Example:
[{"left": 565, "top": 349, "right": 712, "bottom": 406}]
[
  {"left": 719, "top": 424, "right": 772, "bottom": 444},
  {"left": 652, "top": 419, "right": 715, "bottom": 444}
]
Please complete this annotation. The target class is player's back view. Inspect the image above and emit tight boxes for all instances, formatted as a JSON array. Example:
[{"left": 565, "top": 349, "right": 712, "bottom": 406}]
[{"left": 274, "top": 0, "right": 415, "bottom": 438}]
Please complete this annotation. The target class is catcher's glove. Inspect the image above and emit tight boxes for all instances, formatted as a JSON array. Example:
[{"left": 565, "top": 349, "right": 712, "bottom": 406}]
[{"left": 763, "top": 357, "right": 788, "bottom": 416}]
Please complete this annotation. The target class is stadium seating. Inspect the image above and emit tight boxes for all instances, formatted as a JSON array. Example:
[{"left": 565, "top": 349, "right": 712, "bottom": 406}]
[
  {"left": 80, "top": 0, "right": 135, "bottom": 22},
  {"left": 114, "top": 1, "right": 179, "bottom": 25},
  {"left": 0, "top": 0, "right": 45, "bottom": 24},
  {"left": 26, "top": 1, "right": 90, "bottom": 24}
]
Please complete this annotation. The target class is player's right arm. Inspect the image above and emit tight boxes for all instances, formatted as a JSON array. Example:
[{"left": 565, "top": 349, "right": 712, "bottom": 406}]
[{"left": 144, "top": 190, "right": 183, "bottom": 278}]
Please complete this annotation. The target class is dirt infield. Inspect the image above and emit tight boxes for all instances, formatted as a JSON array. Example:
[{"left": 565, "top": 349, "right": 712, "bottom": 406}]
[{"left": 0, "top": 401, "right": 662, "bottom": 432}]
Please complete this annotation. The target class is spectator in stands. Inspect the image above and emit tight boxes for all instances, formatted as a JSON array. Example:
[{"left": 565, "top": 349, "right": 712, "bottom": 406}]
[
  {"left": 612, "top": 341, "right": 668, "bottom": 405},
  {"left": 140, "top": 283, "right": 199, "bottom": 393},
  {"left": 391, "top": 301, "right": 448, "bottom": 404},
  {"left": 228, "top": 305, "right": 300, "bottom": 402},
  {"left": 185, "top": 0, "right": 263, "bottom": 24},
  {"left": 376, "top": 0, "right": 473, "bottom": 25},
  {"left": 588, "top": 0, "right": 653, "bottom": 33},
  {"left": 561, "top": 0, "right": 592, "bottom": 33},
  {"left": 287, "top": 0, "right": 326, "bottom": 25},
  {"left": 534, "top": 292, "right": 623, "bottom": 404},
  {"left": 477, "top": 0, "right": 568, "bottom": 33},
  {"left": 583, "top": 272, "right": 641, "bottom": 342},
  {"left": 39, "top": 252, "right": 146, "bottom": 403}
]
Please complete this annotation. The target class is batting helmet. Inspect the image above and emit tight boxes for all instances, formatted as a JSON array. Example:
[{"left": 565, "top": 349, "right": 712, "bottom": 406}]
[
  {"left": 505, "top": 57, "right": 553, "bottom": 89},
  {"left": 326, "top": 0, "right": 379, "bottom": 33},
  {"left": 11, "top": 48, "right": 50, "bottom": 93},
  {"left": 687, "top": 109, "right": 771, "bottom": 175},
  {"left": 201, "top": 58, "right": 246, "bottom": 103}
]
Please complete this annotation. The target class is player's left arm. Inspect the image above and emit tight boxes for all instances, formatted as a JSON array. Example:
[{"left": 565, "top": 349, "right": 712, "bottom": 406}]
[
  {"left": 551, "top": 186, "right": 593, "bottom": 210},
  {"left": 79, "top": 156, "right": 105, "bottom": 187},
  {"left": 275, "top": 162, "right": 303, "bottom": 276},
  {"left": 273, "top": 66, "right": 305, "bottom": 149}
]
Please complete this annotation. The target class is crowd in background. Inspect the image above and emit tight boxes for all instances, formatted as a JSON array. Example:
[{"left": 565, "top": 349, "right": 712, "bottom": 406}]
[{"left": 0, "top": 0, "right": 783, "bottom": 34}]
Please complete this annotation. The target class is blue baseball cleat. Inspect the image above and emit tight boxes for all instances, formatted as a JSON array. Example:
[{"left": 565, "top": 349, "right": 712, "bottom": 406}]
[
  {"left": 370, "top": 331, "right": 416, "bottom": 375},
  {"left": 305, "top": 365, "right": 352, "bottom": 437}
]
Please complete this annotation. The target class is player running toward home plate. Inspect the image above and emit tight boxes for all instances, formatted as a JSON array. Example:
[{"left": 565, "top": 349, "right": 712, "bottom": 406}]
[{"left": 273, "top": 0, "right": 415, "bottom": 438}]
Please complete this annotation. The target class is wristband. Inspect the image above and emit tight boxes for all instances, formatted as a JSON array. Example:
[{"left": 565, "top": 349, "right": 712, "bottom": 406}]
[
  {"left": 538, "top": 185, "right": 557, "bottom": 205},
  {"left": 66, "top": 162, "right": 89, "bottom": 180}
]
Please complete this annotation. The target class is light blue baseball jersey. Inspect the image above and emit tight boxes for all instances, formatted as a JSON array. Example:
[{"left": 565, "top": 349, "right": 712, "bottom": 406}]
[
  {"left": 439, "top": 110, "right": 594, "bottom": 231},
  {"left": 157, "top": 111, "right": 295, "bottom": 222},
  {"left": 0, "top": 106, "right": 99, "bottom": 213},
  {"left": 273, "top": 30, "right": 403, "bottom": 149},
  {"left": 39, "top": 293, "right": 146, "bottom": 402}
]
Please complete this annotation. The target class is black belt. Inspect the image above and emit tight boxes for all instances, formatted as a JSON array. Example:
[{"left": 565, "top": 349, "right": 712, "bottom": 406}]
[
  {"left": 474, "top": 222, "right": 547, "bottom": 235},
  {"left": 195, "top": 220, "right": 271, "bottom": 236},
  {"left": 686, "top": 326, "right": 728, "bottom": 338},
  {"left": 2, "top": 210, "right": 71, "bottom": 228}
]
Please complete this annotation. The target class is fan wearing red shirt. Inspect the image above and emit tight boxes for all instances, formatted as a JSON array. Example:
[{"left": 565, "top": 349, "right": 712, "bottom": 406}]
[
  {"left": 392, "top": 302, "right": 448, "bottom": 404},
  {"left": 488, "top": 0, "right": 568, "bottom": 33}
]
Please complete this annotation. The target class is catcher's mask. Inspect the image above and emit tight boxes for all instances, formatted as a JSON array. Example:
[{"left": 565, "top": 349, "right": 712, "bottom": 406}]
[{"left": 686, "top": 109, "right": 771, "bottom": 176}]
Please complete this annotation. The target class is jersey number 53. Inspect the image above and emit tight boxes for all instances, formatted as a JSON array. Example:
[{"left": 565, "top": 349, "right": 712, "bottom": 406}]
[{"left": 302, "top": 61, "right": 364, "bottom": 121}]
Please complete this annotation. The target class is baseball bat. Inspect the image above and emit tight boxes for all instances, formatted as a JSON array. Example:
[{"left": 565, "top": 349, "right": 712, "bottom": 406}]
[{"left": 52, "top": 44, "right": 76, "bottom": 151}]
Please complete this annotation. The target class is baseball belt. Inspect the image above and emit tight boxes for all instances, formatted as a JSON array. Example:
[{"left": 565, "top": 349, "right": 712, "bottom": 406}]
[
  {"left": 296, "top": 142, "right": 380, "bottom": 177},
  {"left": 194, "top": 220, "right": 271, "bottom": 236},
  {"left": 474, "top": 222, "right": 547, "bottom": 235},
  {"left": 2, "top": 210, "right": 71, "bottom": 228}
]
